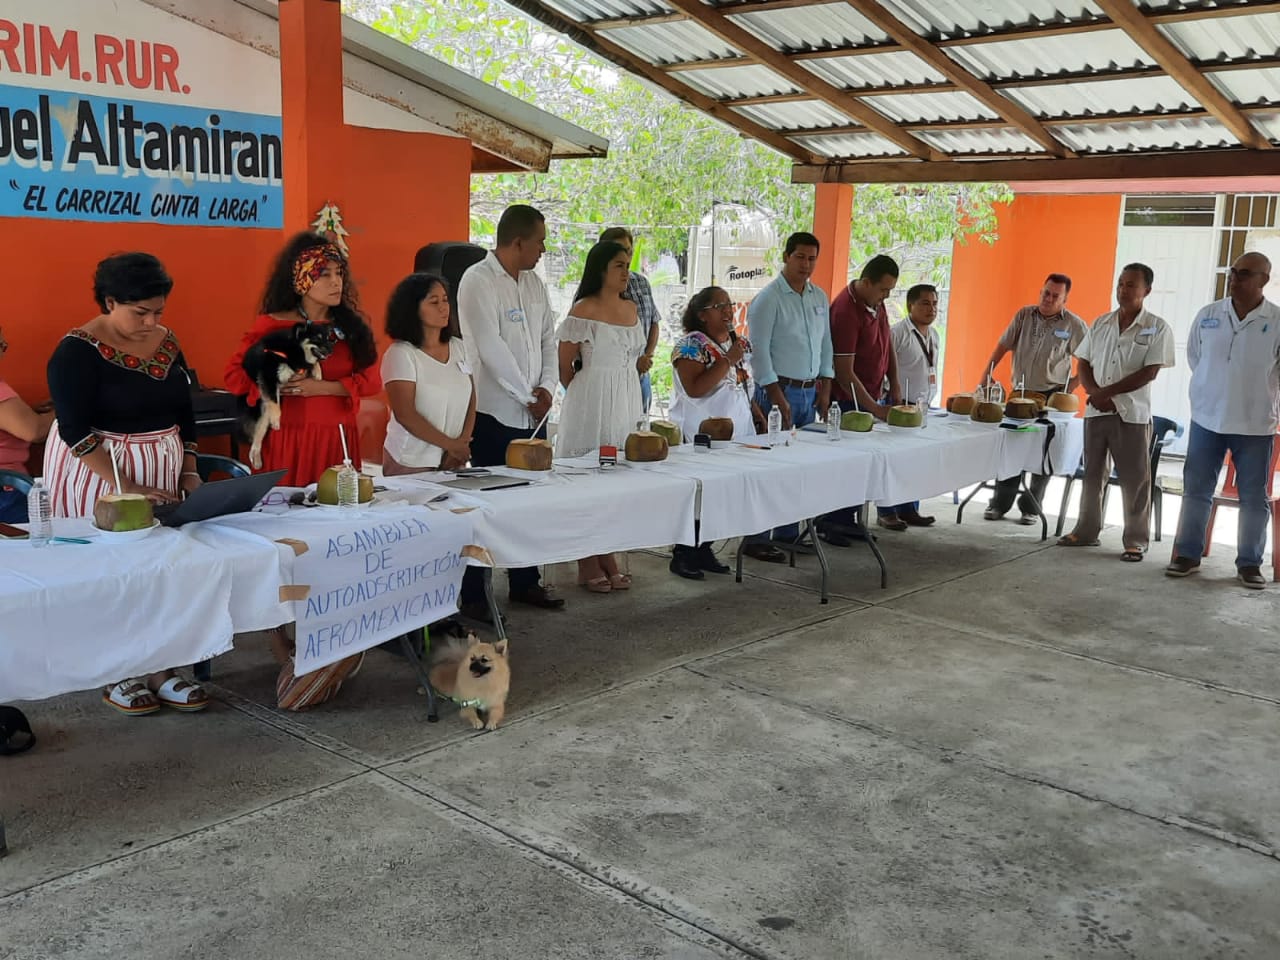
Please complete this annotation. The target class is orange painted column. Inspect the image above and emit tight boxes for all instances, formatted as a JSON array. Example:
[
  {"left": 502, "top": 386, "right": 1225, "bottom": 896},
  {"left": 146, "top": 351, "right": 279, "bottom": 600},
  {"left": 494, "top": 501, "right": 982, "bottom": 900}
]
[
  {"left": 278, "top": 0, "right": 346, "bottom": 232},
  {"left": 812, "top": 182, "right": 853, "bottom": 299}
]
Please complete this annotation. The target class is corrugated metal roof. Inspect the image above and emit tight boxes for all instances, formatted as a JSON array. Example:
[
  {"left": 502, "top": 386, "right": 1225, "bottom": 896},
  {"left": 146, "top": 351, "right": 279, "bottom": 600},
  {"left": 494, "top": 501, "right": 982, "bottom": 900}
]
[
  {"left": 1210, "top": 67, "right": 1280, "bottom": 108},
  {"left": 604, "top": 20, "right": 737, "bottom": 64},
  {"left": 915, "top": 126, "right": 1045, "bottom": 155},
  {"left": 540, "top": 0, "right": 671, "bottom": 21},
  {"left": 798, "top": 50, "right": 949, "bottom": 88},
  {"left": 880, "top": 0, "right": 1105, "bottom": 37},
  {"left": 1249, "top": 111, "right": 1280, "bottom": 142},
  {"left": 943, "top": 29, "right": 1153, "bottom": 80},
  {"left": 789, "top": 132, "right": 909, "bottom": 157},
  {"left": 728, "top": 4, "right": 888, "bottom": 51},
  {"left": 1004, "top": 76, "right": 1198, "bottom": 117},
  {"left": 1158, "top": 12, "right": 1280, "bottom": 63},
  {"left": 862, "top": 91, "right": 1000, "bottom": 123},
  {"left": 675, "top": 64, "right": 800, "bottom": 99},
  {"left": 732, "top": 100, "right": 856, "bottom": 131},
  {"left": 1051, "top": 117, "right": 1237, "bottom": 153}
]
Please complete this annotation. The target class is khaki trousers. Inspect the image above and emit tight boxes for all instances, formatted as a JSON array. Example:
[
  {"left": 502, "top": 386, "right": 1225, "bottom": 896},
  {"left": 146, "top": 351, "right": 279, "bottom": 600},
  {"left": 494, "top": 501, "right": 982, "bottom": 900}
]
[{"left": 1069, "top": 416, "right": 1152, "bottom": 550}]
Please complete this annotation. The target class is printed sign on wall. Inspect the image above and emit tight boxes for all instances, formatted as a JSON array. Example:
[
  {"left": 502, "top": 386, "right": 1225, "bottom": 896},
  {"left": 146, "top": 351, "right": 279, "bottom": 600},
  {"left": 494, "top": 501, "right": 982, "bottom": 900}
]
[{"left": 0, "top": 8, "right": 284, "bottom": 228}]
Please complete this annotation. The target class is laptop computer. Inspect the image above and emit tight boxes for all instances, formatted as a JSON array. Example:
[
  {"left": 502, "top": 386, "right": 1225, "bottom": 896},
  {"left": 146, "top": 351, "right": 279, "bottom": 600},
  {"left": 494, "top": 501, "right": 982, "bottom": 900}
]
[{"left": 155, "top": 469, "right": 288, "bottom": 527}]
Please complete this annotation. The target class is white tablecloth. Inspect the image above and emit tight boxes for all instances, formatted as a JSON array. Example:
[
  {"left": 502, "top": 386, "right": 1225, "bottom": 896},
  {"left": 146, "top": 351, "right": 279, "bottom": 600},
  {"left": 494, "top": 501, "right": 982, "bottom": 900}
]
[
  {"left": 654, "top": 439, "right": 878, "bottom": 541},
  {"left": 379, "top": 469, "right": 699, "bottom": 568},
  {"left": 998, "top": 416, "right": 1085, "bottom": 480},
  {"left": 0, "top": 519, "right": 239, "bottom": 702}
]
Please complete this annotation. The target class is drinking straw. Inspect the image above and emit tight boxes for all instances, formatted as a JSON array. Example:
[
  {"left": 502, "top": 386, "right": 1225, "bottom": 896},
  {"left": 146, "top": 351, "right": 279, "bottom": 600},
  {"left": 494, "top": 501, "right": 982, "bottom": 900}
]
[
  {"left": 339, "top": 423, "right": 351, "bottom": 463},
  {"left": 109, "top": 441, "right": 123, "bottom": 494},
  {"left": 531, "top": 406, "right": 552, "bottom": 439}
]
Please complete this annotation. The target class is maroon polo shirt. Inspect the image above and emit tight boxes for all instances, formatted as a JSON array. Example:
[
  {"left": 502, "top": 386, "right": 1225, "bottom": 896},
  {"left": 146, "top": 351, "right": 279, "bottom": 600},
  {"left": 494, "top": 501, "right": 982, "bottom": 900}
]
[{"left": 830, "top": 283, "right": 891, "bottom": 404}]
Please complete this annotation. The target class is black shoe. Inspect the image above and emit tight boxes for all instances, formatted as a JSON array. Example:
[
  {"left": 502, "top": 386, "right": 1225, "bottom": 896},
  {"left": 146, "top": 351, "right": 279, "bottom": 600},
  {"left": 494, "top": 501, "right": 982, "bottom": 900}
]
[
  {"left": 983, "top": 507, "right": 1005, "bottom": 521},
  {"left": 1238, "top": 565, "right": 1266, "bottom": 589},
  {"left": 899, "top": 508, "right": 936, "bottom": 527},
  {"left": 1016, "top": 512, "right": 1038, "bottom": 526},
  {"left": 509, "top": 585, "right": 565, "bottom": 610},
  {"left": 1164, "top": 556, "right": 1201, "bottom": 578},
  {"left": 694, "top": 544, "right": 730, "bottom": 574},
  {"left": 670, "top": 553, "right": 706, "bottom": 580},
  {"left": 817, "top": 528, "right": 854, "bottom": 547},
  {"left": 743, "top": 543, "right": 787, "bottom": 564},
  {"left": 459, "top": 601, "right": 498, "bottom": 625}
]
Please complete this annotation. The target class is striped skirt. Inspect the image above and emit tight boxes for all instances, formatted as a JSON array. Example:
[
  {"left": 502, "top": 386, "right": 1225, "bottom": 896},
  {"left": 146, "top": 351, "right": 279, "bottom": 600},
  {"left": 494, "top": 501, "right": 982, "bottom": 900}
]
[{"left": 43, "top": 425, "right": 182, "bottom": 519}]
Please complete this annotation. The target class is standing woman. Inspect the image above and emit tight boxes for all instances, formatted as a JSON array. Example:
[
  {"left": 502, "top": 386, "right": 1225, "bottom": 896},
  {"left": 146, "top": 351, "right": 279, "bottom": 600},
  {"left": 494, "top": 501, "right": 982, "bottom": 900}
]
[
  {"left": 557, "top": 240, "right": 645, "bottom": 592},
  {"left": 224, "top": 232, "right": 381, "bottom": 486},
  {"left": 44, "top": 252, "right": 209, "bottom": 713},
  {"left": 381, "top": 273, "right": 476, "bottom": 475}
]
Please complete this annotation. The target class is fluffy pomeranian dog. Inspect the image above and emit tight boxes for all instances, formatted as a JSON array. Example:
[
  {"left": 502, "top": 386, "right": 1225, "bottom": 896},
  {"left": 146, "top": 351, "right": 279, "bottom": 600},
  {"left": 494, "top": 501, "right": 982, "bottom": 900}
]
[
  {"left": 240, "top": 321, "right": 335, "bottom": 469},
  {"left": 429, "top": 632, "right": 510, "bottom": 731}
]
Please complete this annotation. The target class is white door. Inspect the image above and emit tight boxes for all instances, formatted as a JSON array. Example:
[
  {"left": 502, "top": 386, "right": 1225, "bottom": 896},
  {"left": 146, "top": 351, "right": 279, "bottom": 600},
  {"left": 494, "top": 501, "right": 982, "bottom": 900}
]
[{"left": 1113, "top": 226, "right": 1218, "bottom": 453}]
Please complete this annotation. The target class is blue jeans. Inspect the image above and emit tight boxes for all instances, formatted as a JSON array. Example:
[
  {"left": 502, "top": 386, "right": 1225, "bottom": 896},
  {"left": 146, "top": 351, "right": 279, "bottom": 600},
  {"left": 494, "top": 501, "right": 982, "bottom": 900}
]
[
  {"left": 1174, "top": 421, "right": 1274, "bottom": 568},
  {"left": 748, "top": 383, "right": 818, "bottom": 543}
]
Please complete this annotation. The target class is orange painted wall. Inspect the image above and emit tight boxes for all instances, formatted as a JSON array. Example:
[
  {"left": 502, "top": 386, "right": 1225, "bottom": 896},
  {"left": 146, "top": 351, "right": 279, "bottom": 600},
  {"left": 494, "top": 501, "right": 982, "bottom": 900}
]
[
  {"left": 942, "top": 193, "right": 1123, "bottom": 397},
  {"left": 3, "top": 125, "right": 472, "bottom": 469}
]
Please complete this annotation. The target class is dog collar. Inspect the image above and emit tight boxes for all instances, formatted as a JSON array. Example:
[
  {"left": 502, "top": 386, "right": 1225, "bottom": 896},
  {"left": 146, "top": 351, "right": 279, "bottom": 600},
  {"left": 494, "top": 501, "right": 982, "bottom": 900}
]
[
  {"left": 265, "top": 347, "right": 291, "bottom": 360},
  {"left": 450, "top": 695, "right": 487, "bottom": 710}
]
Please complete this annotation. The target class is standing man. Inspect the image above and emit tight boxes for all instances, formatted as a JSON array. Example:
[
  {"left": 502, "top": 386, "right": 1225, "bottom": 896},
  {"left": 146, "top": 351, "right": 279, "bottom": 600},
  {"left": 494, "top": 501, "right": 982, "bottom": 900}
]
[
  {"left": 879, "top": 282, "right": 941, "bottom": 530},
  {"left": 1167, "top": 252, "right": 1279, "bottom": 588},
  {"left": 600, "top": 227, "right": 661, "bottom": 413},
  {"left": 1058, "top": 263, "right": 1174, "bottom": 560},
  {"left": 980, "top": 273, "right": 1087, "bottom": 524},
  {"left": 456, "top": 204, "right": 565, "bottom": 618},
  {"left": 743, "top": 232, "right": 832, "bottom": 563},
  {"left": 747, "top": 232, "right": 833, "bottom": 430}
]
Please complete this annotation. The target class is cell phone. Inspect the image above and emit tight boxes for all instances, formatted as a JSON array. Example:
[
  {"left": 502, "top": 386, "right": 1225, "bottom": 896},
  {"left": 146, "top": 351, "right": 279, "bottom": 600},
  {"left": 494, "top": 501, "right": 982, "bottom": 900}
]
[{"left": 0, "top": 523, "right": 29, "bottom": 540}]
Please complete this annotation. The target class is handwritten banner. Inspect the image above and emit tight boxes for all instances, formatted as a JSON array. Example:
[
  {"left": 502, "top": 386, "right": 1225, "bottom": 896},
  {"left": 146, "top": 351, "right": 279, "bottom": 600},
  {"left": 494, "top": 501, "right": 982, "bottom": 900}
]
[{"left": 0, "top": 83, "right": 283, "bottom": 228}]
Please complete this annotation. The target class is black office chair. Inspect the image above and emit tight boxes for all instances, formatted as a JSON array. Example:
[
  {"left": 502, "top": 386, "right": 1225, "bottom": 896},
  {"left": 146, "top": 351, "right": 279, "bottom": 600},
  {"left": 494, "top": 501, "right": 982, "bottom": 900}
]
[
  {"left": 191, "top": 454, "right": 251, "bottom": 682},
  {"left": 1055, "top": 415, "right": 1181, "bottom": 540}
]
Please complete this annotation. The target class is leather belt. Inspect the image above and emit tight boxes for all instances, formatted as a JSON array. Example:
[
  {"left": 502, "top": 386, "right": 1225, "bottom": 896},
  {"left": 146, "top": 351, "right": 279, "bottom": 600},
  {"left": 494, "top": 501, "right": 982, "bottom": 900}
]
[{"left": 775, "top": 376, "right": 818, "bottom": 388}]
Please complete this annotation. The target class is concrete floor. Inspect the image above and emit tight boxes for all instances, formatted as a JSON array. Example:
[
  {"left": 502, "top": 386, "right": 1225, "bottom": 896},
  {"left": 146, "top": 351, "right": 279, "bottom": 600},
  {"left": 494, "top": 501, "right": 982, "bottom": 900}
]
[{"left": 3, "top": 481, "right": 1278, "bottom": 960}]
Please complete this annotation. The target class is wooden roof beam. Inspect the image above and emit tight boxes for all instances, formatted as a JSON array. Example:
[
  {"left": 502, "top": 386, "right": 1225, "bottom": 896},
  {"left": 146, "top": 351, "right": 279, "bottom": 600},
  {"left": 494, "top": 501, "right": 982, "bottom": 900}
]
[
  {"left": 792, "top": 149, "right": 1280, "bottom": 184},
  {"left": 1093, "top": 0, "right": 1271, "bottom": 150},
  {"left": 661, "top": 0, "right": 943, "bottom": 159},
  {"left": 501, "top": 0, "right": 818, "bottom": 163},
  {"left": 839, "top": 0, "right": 1073, "bottom": 158}
]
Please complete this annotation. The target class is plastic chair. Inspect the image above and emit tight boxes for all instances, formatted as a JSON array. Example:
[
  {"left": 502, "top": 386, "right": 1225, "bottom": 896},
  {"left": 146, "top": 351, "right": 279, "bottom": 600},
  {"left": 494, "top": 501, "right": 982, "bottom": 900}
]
[
  {"left": 1202, "top": 435, "right": 1280, "bottom": 581},
  {"left": 191, "top": 455, "right": 250, "bottom": 682},
  {"left": 0, "top": 469, "right": 33, "bottom": 496},
  {"left": 195, "top": 453, "right": 251, "bottom": 481},
  {"left": 1054, "top": 416, "right": 1180, "bottom": 540}
]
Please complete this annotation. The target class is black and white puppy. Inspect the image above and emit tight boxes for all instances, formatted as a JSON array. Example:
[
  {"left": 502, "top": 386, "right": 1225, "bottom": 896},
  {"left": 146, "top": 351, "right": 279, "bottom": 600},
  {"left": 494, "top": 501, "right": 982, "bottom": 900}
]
[{"left": 241, "top": 322, "right": 335, "bottom": 469}]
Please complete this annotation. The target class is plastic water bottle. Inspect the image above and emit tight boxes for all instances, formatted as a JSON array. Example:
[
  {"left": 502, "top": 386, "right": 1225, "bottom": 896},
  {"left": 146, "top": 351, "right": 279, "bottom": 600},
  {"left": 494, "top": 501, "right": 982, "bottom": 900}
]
[
  {"left": 336, "top": 460, "right": 359, "bottom": 509},
  {"left": 27, "top": 478, "right": 52, "bottom": 547},
  {"left": 827, "top": 402, "right": 842, "bottom": 441},
  {"left": 767, "top": 405, "right": 782, "bottom": 447}
]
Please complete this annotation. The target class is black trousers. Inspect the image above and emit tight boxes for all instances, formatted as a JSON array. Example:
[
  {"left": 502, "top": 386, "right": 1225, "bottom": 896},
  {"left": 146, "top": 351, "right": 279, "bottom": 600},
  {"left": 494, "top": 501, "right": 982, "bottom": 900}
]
[
  {"left": 989, "top": 383, "right": 1064, "bottom": 516},
  {"left": 460, "top": 411, "right": 545, "bottom": 604}
]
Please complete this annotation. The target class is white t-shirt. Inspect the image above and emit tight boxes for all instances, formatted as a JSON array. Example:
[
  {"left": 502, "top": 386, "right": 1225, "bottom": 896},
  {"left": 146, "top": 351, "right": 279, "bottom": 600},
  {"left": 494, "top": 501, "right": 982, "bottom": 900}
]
[
  {"left": 889, "top": 320, "right": 939, "bottom": 407},
  {"left": 1187, "top": 297, "right": 1280, "bottom": 436},
  {"left": 1075, "top": 308, "right": 1175, "bottom": 424},
  {"left": 381, "top": 341, "right": 473, "bottom": 468}
]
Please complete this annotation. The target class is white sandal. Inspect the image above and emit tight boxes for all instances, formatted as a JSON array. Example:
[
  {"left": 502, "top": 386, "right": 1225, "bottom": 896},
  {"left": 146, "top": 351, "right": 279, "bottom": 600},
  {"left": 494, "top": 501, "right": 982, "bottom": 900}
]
[
  {"left": 103, "top": 678, "right": 161, "bottom": 716},
  {"left": 154, "top": 675, "right": 210, "bottom": 712}
]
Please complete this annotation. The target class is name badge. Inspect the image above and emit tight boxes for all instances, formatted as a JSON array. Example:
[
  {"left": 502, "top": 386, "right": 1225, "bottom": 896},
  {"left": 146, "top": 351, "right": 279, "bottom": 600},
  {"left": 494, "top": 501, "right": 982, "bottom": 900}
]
[
  {"left": 812, "top": 305, "right": 827, "bottom": 317},
  {"left": 1053, "top": 329, "right": 1071, "bottom": 340},
  {"left": 506, "top": 308, "right": 527, "bottom": 324},
  {"left": 1139, "top": 327, "right": 1158, "bottom": 336},
  {"left": 928, "top": 372, "right": 937, "bottom": 385},
  {"left": 1201, "top": 317, "right": 1220, "bottom": 329}
]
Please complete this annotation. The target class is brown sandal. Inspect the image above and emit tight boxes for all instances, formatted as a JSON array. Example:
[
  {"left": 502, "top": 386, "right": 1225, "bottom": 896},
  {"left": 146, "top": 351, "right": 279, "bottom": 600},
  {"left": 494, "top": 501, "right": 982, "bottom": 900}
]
[
  {"left": 607, "top": 573, "right": 631, "bottom": 590},
  {"left": 1056, "top": 533, "right": 1100, "bottom": 547},
  {"left": 579, "top": 576, "right": 611, "bottom": 593}
]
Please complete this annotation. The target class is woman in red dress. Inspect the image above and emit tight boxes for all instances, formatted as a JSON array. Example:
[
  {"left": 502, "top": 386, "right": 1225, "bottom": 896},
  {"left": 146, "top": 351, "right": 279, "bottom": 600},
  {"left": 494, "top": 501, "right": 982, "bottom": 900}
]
[
  {"left": 225, "top": 233, "right": 381, "bottom": 486},
  {"left": 225, "top": 233, "right": 381, "bottom": 710}
]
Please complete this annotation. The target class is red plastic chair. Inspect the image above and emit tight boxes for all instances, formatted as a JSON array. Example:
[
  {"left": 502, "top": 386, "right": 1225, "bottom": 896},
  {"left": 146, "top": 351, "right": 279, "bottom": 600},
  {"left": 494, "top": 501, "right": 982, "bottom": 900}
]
[{"left": 1203, "top": 438, "right": 1280, "bottom": 581}]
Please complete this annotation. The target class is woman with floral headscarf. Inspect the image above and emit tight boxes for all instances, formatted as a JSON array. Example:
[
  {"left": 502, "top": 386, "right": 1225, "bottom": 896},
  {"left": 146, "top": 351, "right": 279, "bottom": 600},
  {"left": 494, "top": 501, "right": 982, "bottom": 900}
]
[
  {"left": 225, "top": 232, "right": 381, "bottom": 487},
  {"left": 224, "top": 233, "right": 380, "bottom": 711}
]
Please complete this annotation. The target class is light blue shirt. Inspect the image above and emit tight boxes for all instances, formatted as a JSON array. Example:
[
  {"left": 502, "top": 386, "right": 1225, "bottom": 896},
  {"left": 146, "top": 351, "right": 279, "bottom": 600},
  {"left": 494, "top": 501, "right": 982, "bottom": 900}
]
[{"left": 746, "top": 273, "right": 833, "bottom": 385}]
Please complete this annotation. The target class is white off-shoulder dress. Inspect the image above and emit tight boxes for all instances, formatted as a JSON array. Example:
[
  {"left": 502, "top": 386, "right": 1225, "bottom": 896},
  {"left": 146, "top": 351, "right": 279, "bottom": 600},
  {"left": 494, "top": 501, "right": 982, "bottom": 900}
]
[{"left": 555, "top": 314, "right": 644, "bottom": 458}]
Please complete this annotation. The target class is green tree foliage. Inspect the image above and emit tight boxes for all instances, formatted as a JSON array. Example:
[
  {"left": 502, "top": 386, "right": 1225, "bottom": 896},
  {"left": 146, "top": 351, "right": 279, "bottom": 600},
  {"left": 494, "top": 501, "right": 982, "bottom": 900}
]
[{"left": 345, "top": 0, "right": 1011, "bottom": 276}]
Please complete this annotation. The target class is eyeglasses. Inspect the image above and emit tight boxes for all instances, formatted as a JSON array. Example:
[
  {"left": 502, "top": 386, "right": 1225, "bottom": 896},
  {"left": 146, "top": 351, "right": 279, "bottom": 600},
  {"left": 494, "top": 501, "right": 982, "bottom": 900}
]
[{"left": 702, "top": 300, "right": 735, "bottom": 312}]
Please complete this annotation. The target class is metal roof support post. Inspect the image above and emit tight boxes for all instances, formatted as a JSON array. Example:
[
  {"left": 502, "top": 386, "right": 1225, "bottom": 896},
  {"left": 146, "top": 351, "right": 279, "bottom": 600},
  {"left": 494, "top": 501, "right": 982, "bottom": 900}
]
[
  {"left": 812, "top": 183, "right": 854, "bottom": 301},
  {"left": 279, "top": 0, "right": 347, "bottom": 233}
]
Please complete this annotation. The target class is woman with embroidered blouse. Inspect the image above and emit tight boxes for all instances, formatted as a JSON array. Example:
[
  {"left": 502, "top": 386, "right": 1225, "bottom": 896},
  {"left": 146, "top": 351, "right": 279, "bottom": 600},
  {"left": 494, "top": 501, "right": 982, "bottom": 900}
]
[
  {"left": 667, "top": 286, "right": 766, "bottom": 580},
  {"left": 224, "top": 232, "right": 381, "bottom": 487},
  {"left": 43, "top": 252, "right": 209, "bottom": 714}
]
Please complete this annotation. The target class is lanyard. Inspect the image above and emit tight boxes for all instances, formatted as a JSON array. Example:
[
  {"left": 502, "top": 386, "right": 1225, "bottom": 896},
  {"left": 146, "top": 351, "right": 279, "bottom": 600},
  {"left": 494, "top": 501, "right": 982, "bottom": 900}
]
[{"left": 910, "top": 326, "right": 935, "bottom": 367}]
